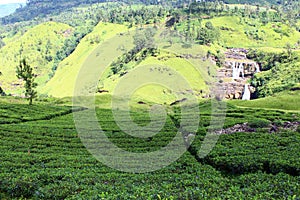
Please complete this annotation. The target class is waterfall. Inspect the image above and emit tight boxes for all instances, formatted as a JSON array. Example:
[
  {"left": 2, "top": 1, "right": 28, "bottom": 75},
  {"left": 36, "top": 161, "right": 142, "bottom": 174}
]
[
  {"left": 239, "top": 63, "right": 244, "bottom": 78},
  {"left": 232, "top": 62, "right": 239, "bottom": 79},
  {"left": 255, "top": 63, "right": 260, "bottom": 73},
  {"left": 242, "top": 84, "right": 251, "bottom": 100},
  {"left": 232, "top": 62, "right": 244, "bottom": 79}
]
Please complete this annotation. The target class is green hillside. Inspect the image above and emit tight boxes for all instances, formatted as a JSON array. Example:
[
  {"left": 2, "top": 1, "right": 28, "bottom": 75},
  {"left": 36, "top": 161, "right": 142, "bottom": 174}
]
[
  {"left": 42, "top": 23, "right": 215, "bottom": 105},
  {"left": 231, "top": 89, "right": 300, "bottom": 111},
  {"left": 0, "top": 0, "right": 298, "bottom": 101},
  {"left": 0, "top": 1, "right": 300, "bottom": 199},
  {"left": 0, "top": 22, "right": 73, "bottom": 95},
  {"left": 177, "top": 15, "right": 300, "bottom": 48},
  {"left": 41, "top": 22, "right": 128, "bottom": 97},
  {"left": 100, "top": 50, "right": 210, "bottom": 105},
  {"left": 40, "top": 14, "right": 300, "bottom": 101}
]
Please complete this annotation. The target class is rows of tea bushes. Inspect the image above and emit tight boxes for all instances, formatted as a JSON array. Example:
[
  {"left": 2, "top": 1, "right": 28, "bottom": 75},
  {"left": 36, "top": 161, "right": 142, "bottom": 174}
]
[
  {"left": 0, "top": 102, "right": 299, "bottom": 199},
  {"left": 0, "top": 103, "right": 79, "bottom": 124},
  {"left": 0, "top": 110, "right": 228, "bottom": 199},
  {"left": 201, "top": 131, "right": 300, "bottom": 176},
  {"left": 175, "top": 103, "right": 300, "bottom": 177}
]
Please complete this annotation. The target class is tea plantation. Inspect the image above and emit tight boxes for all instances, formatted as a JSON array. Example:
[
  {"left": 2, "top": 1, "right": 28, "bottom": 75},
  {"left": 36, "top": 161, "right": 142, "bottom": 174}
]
[{"left": 0, "top": 102, "right": 299, "bottom": 199}]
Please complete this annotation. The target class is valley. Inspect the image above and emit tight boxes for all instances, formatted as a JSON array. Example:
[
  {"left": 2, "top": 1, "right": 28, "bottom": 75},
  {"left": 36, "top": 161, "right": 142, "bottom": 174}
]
[{"left": 0, "top": 0, "right": 299, "bottom": 199}]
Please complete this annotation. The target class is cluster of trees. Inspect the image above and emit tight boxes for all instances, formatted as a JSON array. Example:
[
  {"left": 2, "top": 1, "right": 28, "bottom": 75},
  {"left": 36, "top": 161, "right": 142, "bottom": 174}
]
[
  {"left": 248, "top": 49, "right": 300, "bottom": 97},
  {"left": 111, "top": 27, "right": 158, "bottom": 75},
  {"left": 1, "top": 0, "right": 106, "bottom": 24},
  {"left": 51, "top": 26, "right": 93, "bottom": 75},
  {"left": 2, "top": 0, "right": 300, "bottom": 26},
  {"left": 104, "top": 6, "right": 167, "bottom": 26},
  {"left": 196, "top": 21, "right": 220, "bottom": 45}
]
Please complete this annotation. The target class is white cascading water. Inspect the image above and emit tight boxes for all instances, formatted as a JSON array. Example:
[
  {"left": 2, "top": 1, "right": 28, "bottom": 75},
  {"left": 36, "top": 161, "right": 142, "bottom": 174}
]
[
  {"left": 232, "top": 62, "right": 245, "bottom": 79},
  {"left": 232, "top": 62, "right": 239, "bottom": 79},
  {"left": 239, "top": 63, "right": 244, "bottom": 78},
  {"left": 255, "top": 63, "right": 260, "bottom": 73},
  {"left": 242, "top": 84, "right": 251, "bottom": 100}
]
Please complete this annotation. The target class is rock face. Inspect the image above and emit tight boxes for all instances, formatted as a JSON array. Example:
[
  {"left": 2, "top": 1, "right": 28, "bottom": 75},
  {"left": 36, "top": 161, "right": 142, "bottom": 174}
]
[
  {"left": 217, "top": 48, "right": 260, "bottom": 100},
  {"left": 214, "top": 123, "right": 256, "bottom": 135},
  {"left": 214, "top": 121, "right": 300, "bottom": 135}
]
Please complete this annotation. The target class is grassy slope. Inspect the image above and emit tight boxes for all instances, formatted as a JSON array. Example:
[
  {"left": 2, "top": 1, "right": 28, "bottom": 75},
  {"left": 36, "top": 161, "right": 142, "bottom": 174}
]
[
  {"left": 0, "top": 22, "right": 73, "bottom": 94},
  {"left": 8, "top": 15, "right": 298, "bottom": 105},
  {"left": 41, "top": 22, "right": 128, "bottom": 97},
  {"left": 101, "top": 51, "right": 209, "bottom": 105},
  {"left": 230, "top": 90, "right": 300, "bottom": 111},
  {"left": 43, "top": 23, "right": 213, "bottom": 105},
  {"left": 180, "top": 16, "right": 300, "bottom": 49}
]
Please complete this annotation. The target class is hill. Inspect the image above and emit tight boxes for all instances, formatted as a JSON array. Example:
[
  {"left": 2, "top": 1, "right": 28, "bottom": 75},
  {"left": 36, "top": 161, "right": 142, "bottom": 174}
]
[
  {"left": 0, "top": 21, "right": 73, "bottom": 95},
  {"left": 177, "top": 16, "right": 300, "bottom": 48},
  {"left": 41, "top": 22, "right": 128, "bottom": 97},
  {"left": 1, "top": 0, "right": 286, "bottom": 24},
  {"left": 41, "top": 22, "right": 215, "bottom": 104},
  {"left": 1, "top": 0, "right": 106, "bottom": 24},
  {"left": 40, "top": 14, "right": 300, "bottom": 101},
  {"left": 0, "top": 1, "right": 299, "bottom": 102}
]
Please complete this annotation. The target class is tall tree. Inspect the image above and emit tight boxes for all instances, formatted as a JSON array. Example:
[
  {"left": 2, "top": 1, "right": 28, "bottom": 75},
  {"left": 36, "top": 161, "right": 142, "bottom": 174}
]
[
  {"left": 16, "top": 59, "right": 37, "bottom": 105},
  {"left": 0, "top": 71, "right": 4, "bottom": 96}
]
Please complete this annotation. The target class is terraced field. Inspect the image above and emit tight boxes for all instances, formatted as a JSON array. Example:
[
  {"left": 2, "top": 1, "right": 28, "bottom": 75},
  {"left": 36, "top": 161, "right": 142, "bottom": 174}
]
[{"left": 0, "top": 102, "right": 299, "bottom": 199}]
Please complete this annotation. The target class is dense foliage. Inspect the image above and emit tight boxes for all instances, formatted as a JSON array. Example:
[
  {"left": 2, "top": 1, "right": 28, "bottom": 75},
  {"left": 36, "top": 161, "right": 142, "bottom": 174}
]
[
  {"left": 248, "top": 49, "right": 300, "bottom": 97},
  {"left": 110, "top": 27, "right": 158, "bottom": 75},
  {"left": 0, "top": 102, "right": 299, "bottom": 199},
  {"left": 1, "top": 0, "right": 106, "bottom": 24},
  {"left": 0, "top": 0, "right": 299, "bottom": 198}
]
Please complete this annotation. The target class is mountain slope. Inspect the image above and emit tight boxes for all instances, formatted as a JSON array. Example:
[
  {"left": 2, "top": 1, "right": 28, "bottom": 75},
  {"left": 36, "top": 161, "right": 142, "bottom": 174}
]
[
  {"left": 41, "top": 22, "right": 128, "bottom": 97},
  {"left": 0, "top": 21, "right": 73, "bottom": 95},
  {"left": 1, "top": 0, "right": 107, "bottom": 24},
  {"left": 177, "top": 16, "right": 300, "bottom": 48},
  {"left": 41, "top": 23, "right": 213, "bottom": 103}
]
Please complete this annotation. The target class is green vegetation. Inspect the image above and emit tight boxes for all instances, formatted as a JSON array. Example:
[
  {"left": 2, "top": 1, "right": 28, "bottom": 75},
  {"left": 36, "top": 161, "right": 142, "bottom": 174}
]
[
  {"left": 1, "top": 0, "right": 105, "bottom": 24},
  {"left": 0, "top": 0, "right": 299, "bottom": 198},
  {"left": 0, "top": 101, "right": 299, "bottom": 199},
  {"left": 247, "top": 49, "right": 300, "bottom": 97},
  {"left": 0, "top": 22, "right": 73, "bottom": 94},
  {"left": 16, "top": 59, "right": 38, "bottom": 105},
  {"left": 231, "top": 89, "right": 300, "bottom": 111},
  {"left": 0, "top": 0, "right": 299, "bottom": 99},
  {"left": 41, "top": 22, "right": 129, "bottom": 97},
  {"left": 201, "top": 130, "right": 300, "bottom": 176}
]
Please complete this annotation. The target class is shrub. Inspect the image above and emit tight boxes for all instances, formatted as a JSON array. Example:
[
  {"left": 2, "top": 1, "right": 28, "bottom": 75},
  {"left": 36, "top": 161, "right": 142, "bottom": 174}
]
[
  {"left": 248, "top": 118, "right": 270, "bottom": 128},
  {"left": 273, "top": 119, "right": 284, "bottom": 126},
  {"left": 296, "top": 126, "right": 300, "bottom": 133}
]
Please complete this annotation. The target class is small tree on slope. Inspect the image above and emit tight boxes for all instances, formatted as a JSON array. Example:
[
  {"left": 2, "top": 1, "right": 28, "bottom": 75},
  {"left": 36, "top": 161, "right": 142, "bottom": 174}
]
[{"left": 16, "top": 59, "right": 37, "bottom": 105}]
